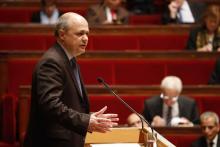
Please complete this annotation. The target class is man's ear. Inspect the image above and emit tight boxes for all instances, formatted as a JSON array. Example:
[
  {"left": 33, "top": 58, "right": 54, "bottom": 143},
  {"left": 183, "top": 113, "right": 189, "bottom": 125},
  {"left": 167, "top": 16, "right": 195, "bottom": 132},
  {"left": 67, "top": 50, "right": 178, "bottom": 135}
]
[
  {"left": 217, "top": 124, "right": 220, "bottom": 131},
  {"left": 58, "top": 29, "right": 65, "bottom": 40}
]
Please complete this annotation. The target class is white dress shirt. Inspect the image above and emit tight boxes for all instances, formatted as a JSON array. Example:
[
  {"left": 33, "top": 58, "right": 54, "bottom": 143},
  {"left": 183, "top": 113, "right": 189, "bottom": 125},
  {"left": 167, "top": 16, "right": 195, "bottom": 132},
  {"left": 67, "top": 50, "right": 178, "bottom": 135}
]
[
  {"left": 40, "top": 8, "right": 59, "bottom": 24},
  {"left": 178, "top": 1, "right": 195, "bottom": 23},
  {"left": 207, "top": 135, "right": 218, "bottom": 147}
]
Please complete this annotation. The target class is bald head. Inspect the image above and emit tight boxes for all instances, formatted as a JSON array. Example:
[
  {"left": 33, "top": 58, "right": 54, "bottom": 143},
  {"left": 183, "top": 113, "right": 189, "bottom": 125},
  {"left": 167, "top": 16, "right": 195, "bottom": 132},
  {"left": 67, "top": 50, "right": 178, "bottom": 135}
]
[
  {"left": 54, "top": 12, "right": 88, "bottom": 37},
  {"left": 54, "top": 12, "right": 89, "bottom": 57}
]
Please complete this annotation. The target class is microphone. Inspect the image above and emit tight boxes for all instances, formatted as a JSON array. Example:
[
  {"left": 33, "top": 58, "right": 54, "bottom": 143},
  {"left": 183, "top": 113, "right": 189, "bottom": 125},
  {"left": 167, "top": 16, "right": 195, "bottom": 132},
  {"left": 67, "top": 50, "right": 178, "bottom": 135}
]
[{"left": 97, "top": 77, "right": 156, "bottom": 136}]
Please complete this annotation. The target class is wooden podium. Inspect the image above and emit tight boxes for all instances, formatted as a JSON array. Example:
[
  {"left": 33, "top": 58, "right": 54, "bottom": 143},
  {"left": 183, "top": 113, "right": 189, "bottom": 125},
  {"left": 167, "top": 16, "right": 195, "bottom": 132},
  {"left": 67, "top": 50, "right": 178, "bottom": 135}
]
[{"left": 85, "top": 127, "right": 176, "bottom": 147}]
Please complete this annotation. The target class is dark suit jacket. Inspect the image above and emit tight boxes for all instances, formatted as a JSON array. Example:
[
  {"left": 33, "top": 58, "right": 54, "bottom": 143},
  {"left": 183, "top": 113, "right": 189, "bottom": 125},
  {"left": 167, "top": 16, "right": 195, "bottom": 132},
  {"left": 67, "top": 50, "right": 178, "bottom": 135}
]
[
  {"left": 143, "top": 95, "right": 199, "bottom": 124},
  {"left": 191, "top": 134, "right": 220, "bottom": 147},
  {"left": 162, "top": 1, "right": 205, "bottom": 24},
  {"left": 23, "top": 42, "right": 90, "bottom": 147},
  {"left": 209, "top": 58, "right": 220, "bottom": 85},
  {"left": 186, "top": 26, "right": 220, "bottom": 51},
  {"left": 86, "top": 4, "right": 129, "bottom": 25}
]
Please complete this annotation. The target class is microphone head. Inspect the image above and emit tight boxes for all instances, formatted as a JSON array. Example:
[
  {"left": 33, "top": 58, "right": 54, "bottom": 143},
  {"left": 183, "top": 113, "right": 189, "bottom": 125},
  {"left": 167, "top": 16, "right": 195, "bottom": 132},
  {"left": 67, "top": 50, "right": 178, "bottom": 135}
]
[{"left": 97, "top": 77, "right": 104, "bottom": 83}]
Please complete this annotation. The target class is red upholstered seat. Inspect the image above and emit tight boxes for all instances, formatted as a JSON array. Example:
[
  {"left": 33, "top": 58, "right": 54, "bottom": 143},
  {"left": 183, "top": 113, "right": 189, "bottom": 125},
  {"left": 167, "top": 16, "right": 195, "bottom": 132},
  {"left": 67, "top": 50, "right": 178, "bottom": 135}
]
[
  {"left": 166, "top": 60, "right": 215, "bottom": 85},
  {"left": 129, "top": 14, "right": 162, "bottom": 25},
  {"left": 5, "top": 58, "right": 216, "bottom": 96},
  {"left": 1, "top": 94, "right": 19, "bottom": 147},
  {"left": 7, "top": 58, "right": 39, "bottom": 95},
  {"left": 165, "top": 134, "right": 201, "bottom": 147},
  {"left": 0, "top": 7, "right": 37, "bottom": 23},
  {"left": 114, "top": 60, "right": 165, "bottom": 85},
  {"left": 90, "top": 35, "right": 139, "bottom": 51},
  {"left": 199, "top": 96, "right": 220, "bottom": 117},
  {"left": 139, "top": 34, "right": 189, "bottom": 50},
  {"left": 0, "top": 7, "right": 87, "bottom": 23},
  {"left": 0, "top": 33, "right": 189, "bottom": 51},
  {"left": 0, "top": 35, "right": 55, "bottom": 51},
  {"left": 79, "top": 60, "right": 114, "bottom": 85}
]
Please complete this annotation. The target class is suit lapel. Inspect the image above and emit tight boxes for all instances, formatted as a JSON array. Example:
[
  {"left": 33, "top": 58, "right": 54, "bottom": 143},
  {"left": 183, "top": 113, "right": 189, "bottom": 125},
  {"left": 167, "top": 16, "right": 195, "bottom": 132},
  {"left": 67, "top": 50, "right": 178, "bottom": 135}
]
[
  {"left": 178, "top": 97, "right": 183, "bottom": 116},
  {"left": 156, "top": 97, "right": 163, "bottom": 116},
  {"left": 217, "top": 133, "right": 220, "bottom": 147},
  {"left": 54, "top": 43, "right": 84, "bottom": 99}
]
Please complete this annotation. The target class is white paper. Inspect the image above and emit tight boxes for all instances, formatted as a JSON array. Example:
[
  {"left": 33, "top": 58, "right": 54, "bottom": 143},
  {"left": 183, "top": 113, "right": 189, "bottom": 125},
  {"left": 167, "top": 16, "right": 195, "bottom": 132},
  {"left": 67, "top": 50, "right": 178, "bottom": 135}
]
[{"left": 91, "top": 143, "right": 141, "bottom": 147}]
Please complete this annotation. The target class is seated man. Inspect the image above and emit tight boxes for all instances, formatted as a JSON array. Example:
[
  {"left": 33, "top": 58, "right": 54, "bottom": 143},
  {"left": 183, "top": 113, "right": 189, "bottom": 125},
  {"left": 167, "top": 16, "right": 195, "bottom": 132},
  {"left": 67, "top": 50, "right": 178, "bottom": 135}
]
[
  {"left": 143, "top": 76, "right": 199, "bottom": 127},
  {"left": 86, "top": 0, "right": 129, "bottom": 25},
  {"left": 162, "top": 0, "right": 205, "bottom": 24},
  {"left": 192, "top": 111, "right": 220, "bottom": 147}
]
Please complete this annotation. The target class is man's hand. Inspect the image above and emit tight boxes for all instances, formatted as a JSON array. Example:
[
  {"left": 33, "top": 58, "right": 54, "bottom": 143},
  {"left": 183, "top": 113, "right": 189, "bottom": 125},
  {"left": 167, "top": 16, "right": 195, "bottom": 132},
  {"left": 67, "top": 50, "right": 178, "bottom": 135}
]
[
  {"left": 88, "top": 106, "right": 119, "bottom": 133},
  {"left": 151, "top": 115, "right": 166, "bottom": 127},
  {"left": 169, "top": 1, "right": 179, "bottom": 18}
]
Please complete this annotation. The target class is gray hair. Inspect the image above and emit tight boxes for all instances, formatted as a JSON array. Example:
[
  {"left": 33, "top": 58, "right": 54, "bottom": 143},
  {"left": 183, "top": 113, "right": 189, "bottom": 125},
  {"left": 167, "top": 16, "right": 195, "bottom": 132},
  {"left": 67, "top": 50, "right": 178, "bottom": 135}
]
[
  {"left": 160, "top": 76, "right": 183, "bottom": 93},
  {"left": 54, "top": 14, "right": 70, "bottom": 37},
  {"left": 200, "top": 111, "right": 219, "bottom": 125}
]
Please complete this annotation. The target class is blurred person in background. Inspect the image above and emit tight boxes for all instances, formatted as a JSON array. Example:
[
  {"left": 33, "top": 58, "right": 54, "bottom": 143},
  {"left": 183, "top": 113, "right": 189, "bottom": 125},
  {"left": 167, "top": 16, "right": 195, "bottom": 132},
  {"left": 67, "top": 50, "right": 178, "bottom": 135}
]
[
  {"left": 126, "top": 0, "right": 155, "bottom": 15},
  {"left": 31, "top": 0, "right": 62, "bottom": 24},
  {"left": 127, "top": 113, "right": 148, "bottom": 127},
  {"left": 192, "top": 111, "right": 220, "bottom": 147},
  {"left": 186, "top": 4, "right": 220, "bottom": 52},
  {"left": 143, "top": 76, "right": 199, "bottom": 127},
  {"left": 209, "top": 57, "right": 220, "bottom": 85},
  {"left": 86, "top": 0, "right": 129, "bottom": 25},
  {"left": 162, "top": 0, "right": 205, "bottom": 24}
]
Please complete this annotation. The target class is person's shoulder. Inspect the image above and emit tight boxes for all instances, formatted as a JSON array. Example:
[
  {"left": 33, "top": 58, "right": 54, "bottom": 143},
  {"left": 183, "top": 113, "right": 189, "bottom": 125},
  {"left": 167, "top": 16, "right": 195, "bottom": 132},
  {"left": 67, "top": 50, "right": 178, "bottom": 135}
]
[
  {"left": 117, "top": 6, "right": 129, "bottom": 15},
  {"left": 31, "top": 11, "right": 41, "bottom": 22},
  {"left": 191, "top": 136, "right": 206, "bottom": 147},
  {"left": 145, "top": 95, "right": 161, "bottom": 103},
  {"left": 179, "top": 95, "right": 196, "bottom": 103},
  {"left": 88, "top": 4, "right": 104, "bottom": 11}
]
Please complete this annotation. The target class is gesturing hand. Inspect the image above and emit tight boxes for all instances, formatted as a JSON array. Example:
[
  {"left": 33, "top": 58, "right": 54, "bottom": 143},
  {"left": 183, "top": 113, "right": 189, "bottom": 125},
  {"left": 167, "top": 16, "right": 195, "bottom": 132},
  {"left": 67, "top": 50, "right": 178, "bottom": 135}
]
[{"left": 88, "top": 106, "right": 119, "bottom": 133}]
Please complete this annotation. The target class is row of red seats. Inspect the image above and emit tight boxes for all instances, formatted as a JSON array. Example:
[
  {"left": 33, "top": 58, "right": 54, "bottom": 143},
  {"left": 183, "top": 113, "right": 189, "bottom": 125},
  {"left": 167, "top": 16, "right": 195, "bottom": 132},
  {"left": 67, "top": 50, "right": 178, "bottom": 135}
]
[
  {"left": 0, "top": 6, "right": 162, "bottom": 24},
  {"left": 88, "top": 95, "right": 220, "bottom": 124},
  {"left": 2, "top": 93, "right": 208, "bottom": 147},
  {"left": 0, "top": 94, "right": 19, "bottom": 147},
  {"left": 0, "top": 34, "right": 188, "bottom": 51},
  {"left": 5, "top": 58, "right": 215, "bottom": 95},
  {"left": 16, "top": 93, "right": 220, "bottom": 146}
]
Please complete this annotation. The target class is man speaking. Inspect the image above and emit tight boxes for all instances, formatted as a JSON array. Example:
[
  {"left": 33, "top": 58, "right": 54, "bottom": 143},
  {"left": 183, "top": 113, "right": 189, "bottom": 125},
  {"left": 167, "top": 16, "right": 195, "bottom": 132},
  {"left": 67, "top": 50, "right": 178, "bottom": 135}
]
[{"left": 23, "top": 12, "right": 119, "bottom": 147}]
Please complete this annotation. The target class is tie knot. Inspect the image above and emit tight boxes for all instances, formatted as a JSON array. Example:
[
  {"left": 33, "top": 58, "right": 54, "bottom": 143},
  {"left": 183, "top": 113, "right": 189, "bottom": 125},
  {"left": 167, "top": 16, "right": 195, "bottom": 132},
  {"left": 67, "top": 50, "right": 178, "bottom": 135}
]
[{"left": 70, "top": 58, "right": 77, "bottom": 67}]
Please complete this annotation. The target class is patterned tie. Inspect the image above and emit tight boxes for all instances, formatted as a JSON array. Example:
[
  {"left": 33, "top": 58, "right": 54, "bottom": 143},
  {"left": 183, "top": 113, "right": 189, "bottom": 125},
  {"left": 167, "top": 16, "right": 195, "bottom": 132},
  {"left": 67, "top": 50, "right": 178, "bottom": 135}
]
[
  {"left": 70, "top": 58, "right": 82, "bottom": 96},
  {"left": 166, "top": 106, "right": 172, "bottom": 126}
]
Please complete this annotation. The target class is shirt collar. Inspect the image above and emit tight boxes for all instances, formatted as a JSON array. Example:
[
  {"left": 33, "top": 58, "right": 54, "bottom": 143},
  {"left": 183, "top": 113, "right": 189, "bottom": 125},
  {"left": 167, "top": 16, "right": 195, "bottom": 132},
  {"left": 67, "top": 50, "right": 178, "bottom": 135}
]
[
  {"left": 207, "top": 134, "right": 218, "bottom": 147},
  {"left": 57, "top": 41, "right": 73, "bottom": 61}
]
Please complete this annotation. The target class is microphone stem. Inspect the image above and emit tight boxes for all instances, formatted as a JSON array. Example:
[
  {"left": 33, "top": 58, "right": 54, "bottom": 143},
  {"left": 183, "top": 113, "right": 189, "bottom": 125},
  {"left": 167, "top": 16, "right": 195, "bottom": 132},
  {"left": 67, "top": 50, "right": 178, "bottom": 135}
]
[{"left": 101, "top": 81, "right": 154, "bottom": 135}]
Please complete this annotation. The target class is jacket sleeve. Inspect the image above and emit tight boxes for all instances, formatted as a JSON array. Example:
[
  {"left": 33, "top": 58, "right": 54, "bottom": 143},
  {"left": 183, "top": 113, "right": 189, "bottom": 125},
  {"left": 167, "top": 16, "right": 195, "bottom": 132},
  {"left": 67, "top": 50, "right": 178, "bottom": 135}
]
[
  {"left": 186, "top": 28, "right": 198, "bottom": 50},
  {"left": 35, "top": 58, "right": 90, "bottom": 135},
  {"left": 142, "top": 100, "right": 153, "bottom": 124}
]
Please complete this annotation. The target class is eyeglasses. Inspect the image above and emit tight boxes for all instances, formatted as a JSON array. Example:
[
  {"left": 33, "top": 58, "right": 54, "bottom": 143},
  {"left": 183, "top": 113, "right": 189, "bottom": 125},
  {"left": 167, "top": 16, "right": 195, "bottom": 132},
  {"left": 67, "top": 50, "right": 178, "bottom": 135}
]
[
  {"left": 160, "top": 93, "right": 178, "bottom": 101},
  {"left": 201, "top": 125, "right": 216, "bottom": 130}
]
